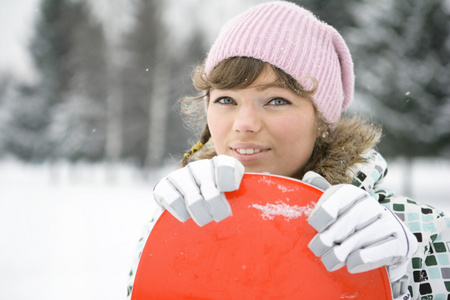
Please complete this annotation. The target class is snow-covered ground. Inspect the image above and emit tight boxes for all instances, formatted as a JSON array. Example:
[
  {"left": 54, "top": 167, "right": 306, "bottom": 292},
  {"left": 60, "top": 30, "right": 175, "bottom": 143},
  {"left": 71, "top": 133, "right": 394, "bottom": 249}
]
[
  {"left": 0, "top": 157, "right": 448, "bottom": 300},
  {"left": 0, "top": 159, "right": 175, "bottom": 300}
]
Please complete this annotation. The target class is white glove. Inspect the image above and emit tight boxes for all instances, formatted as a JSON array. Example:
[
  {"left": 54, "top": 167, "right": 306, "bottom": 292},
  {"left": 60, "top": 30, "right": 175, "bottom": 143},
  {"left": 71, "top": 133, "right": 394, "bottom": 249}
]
[
  {"left": 304, "top": 172, "right": 418, "bottom": 282},
  {"left": 153, "top": 155, "right": 245, "bottom": 227}
]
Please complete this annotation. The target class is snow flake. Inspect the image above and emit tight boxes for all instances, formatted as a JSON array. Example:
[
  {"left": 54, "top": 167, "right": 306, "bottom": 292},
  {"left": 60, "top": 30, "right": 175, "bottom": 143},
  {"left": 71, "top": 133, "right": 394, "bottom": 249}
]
[
  {"left": 340, "top": 292, "right": 359, "bottom": 299},
  {"left": 250, "top": 201, "right": 315, "bottom": 221}
]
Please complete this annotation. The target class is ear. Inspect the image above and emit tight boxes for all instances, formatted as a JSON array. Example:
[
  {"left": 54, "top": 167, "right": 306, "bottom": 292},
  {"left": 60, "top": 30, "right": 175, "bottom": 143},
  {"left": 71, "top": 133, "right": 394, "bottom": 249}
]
[{"left": 313, "top": 109, "right": 330, "bottom": 139}]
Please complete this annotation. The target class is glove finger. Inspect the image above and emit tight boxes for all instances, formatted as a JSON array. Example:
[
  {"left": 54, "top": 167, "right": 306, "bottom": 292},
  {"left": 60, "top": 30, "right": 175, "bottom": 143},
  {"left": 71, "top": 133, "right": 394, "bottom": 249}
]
[
  {"left": 308, "top": 184, "right": 368, "bottom": 233},
  {"left": 167, "top": 167, "right": 214, "bottom": 226},
  {"left": 347, "top": 237, "right": 399, "bottom": 274},
  {"left": 309, "top": 198, "right": 384, "bottom": 257},
  {"left": 212, "top": 155, "right": 245, "bottom": 192},
  {"left": 320, "top": 213, "right": 399, "bottom": 272},
  {"left": 188, "top": 160, "right": 232, "bottom": 222},
  {"left": 153, "top": 177, "right": 190, "bottom": 222},
  {"left": 320, "top": 238, "right": 397, "bottom": 273},
  {"left": 302, "top": 171, "right": 331, "bottom": 191}
]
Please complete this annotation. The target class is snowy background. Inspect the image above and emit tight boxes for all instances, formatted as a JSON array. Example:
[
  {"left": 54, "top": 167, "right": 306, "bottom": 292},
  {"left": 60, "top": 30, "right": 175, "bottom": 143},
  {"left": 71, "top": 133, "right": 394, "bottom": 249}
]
[
  {"left": 0, "top": 159, "right": 165, "bottom": 300},
  {"left": 0, "top": 0, "right": 449, "bottom": 299}
]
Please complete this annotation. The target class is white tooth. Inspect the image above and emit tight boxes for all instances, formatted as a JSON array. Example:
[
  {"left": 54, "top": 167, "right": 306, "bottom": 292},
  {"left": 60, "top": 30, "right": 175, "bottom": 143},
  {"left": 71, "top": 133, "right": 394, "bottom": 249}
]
[{"left": 236, "top": 149, "right": 262, "bottom": 155}]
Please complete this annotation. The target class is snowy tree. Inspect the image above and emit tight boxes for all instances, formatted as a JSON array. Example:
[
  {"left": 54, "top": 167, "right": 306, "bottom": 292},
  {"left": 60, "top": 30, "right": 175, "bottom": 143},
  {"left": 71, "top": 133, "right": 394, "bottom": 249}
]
[
  {"left": 291, "top": 0, "right": 357, "bottom": 29},
  {"left": 30, "top": 0, "right": 76, "bottom": 106},
  {"left": 2, "top": 0, "right": 79, "bottom": 161},
  {"left": 145, "top": 13, "right": 171, "bottom": 169},
  {"left": 1, "top": 84, "right": 51, "bottom": 160},
  {"left": 347, "top": 0, "right": 450, "bottom": 159},
  {"left": 120, "top": 0, "right": 160, "bottom": 166},
  {"left": 120, "top": 0, "right": 199, "bottom": 168},
  {"left": 87, "top": 0, "right": 134, "bottom": 166},
  {"left": 49, "top": 0, "right": 108, "bottom": 161},
  {"left": 0, "top": 75, "right": 14, "bottom": 156}
]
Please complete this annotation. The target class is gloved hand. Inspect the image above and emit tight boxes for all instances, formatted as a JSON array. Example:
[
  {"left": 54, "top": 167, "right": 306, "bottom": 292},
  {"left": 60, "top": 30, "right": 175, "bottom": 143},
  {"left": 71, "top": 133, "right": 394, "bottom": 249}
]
[
  {"left": 303, "top": 172, "right": 418, "bottom": 282},
  {"left": 153, "top": 155, "right": 245, "bottom": 227}
]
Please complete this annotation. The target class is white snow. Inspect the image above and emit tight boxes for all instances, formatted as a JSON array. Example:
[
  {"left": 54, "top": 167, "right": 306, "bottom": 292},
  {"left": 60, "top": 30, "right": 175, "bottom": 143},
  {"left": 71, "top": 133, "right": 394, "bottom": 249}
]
[
  {"left": 0, "top": 157, "right": 448, "bottom": 299},
  {"left": 340, "top": 292, "right": 359, "bottom": 299},
  {"left": 0, "top": 159, "right": 174, "bottom": 300},
  {"left": 251, "top": 201, "right": 315, "bottom": 221}
]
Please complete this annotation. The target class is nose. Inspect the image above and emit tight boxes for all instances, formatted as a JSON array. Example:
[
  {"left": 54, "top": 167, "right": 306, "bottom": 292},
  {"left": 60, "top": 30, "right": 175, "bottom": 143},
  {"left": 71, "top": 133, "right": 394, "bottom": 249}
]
[{"left": 233, "top": 103, "right": 262, "bottom": 133}]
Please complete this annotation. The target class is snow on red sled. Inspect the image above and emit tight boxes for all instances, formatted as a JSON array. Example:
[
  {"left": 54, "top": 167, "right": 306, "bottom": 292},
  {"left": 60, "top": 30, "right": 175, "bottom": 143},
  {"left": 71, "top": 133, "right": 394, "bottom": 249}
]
[{"left": 132, "top": 173, "right": 392, "bottom": 299}]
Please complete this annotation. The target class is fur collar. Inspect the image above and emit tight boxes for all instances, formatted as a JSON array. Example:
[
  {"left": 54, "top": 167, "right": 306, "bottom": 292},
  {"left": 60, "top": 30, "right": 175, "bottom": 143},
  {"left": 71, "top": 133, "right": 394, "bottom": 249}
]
[{"left": 303, "top": 116, "right": 382, "bottom": 185}]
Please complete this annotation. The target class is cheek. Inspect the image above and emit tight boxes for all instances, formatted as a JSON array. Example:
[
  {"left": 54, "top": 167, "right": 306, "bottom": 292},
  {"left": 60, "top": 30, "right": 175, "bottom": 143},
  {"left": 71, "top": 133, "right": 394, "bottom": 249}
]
[
  {"left": 207, "top": 110, "right": 227, "bottom": 153},
  {"left": 278, "top": 114, "right": 316, "bottom": 141},
  {"left": 277, "top": 115, "right": 317, "bottom": 162},
  {"left": 277, "top": 125, "right": 316, "bottom": 152},
  {"left": 207, "top": 110, "right": 220, "bottom": 135}
]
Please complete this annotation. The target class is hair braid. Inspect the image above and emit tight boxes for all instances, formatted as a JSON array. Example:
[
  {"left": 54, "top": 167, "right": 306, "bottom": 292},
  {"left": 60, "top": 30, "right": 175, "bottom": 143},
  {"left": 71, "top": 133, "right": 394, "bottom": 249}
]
[{"left": 181, "top": 124, "right": 211, "bottom": 167}]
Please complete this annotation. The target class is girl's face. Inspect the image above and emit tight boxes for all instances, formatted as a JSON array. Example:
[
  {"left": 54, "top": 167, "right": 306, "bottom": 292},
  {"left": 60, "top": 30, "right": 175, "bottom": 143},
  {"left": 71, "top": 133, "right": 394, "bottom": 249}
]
[{"left": 207, "top": 65, "right": 317, "bottom": 177}]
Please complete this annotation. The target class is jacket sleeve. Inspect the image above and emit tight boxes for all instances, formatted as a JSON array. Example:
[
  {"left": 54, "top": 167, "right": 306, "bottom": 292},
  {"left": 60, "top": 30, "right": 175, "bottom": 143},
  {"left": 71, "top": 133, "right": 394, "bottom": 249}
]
[
  {"left": 376, "top": 188, "right": 450, "bottom": 299},
  {"left": 126, "top": 206, "right": 164, "bottom": 299}
]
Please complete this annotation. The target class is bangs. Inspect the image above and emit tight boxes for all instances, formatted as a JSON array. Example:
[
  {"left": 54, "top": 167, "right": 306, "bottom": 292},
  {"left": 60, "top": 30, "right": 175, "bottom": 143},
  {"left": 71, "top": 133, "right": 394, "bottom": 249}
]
[
  {"left": 205, "top": 57, "right": 266, "bottom": 90},
  {"left": 193, "top": 57, "right": 316, "bottom": 99}
]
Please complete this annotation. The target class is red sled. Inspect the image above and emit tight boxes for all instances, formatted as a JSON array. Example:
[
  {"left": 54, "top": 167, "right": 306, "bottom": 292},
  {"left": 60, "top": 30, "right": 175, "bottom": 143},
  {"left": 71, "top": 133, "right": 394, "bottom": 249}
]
[{"left": 132, "top": 173, "right": 392, "bottom": 299}]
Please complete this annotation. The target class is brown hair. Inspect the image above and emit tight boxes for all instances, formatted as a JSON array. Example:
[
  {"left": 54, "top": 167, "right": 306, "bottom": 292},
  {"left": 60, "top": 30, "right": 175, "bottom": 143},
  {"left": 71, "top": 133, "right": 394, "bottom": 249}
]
[{"left": 180, "top": 57, "right": 328, "bottom": 167}]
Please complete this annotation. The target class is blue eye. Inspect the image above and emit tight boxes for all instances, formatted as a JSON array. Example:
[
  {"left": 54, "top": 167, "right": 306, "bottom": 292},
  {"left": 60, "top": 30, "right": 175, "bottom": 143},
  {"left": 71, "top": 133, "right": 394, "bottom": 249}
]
[
  {"left": 268, "top": 98, "right": 291, "bottom": 105},
  {"left": 214, "top": 97, "right": 235, "bottom": 105}
]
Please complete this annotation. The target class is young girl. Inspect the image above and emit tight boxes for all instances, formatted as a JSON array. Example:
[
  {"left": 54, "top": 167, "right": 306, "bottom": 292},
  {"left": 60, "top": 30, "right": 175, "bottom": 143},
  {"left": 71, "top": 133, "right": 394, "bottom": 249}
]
[{"left": 128, "top": 2, "right": 450, "bottom": 299}]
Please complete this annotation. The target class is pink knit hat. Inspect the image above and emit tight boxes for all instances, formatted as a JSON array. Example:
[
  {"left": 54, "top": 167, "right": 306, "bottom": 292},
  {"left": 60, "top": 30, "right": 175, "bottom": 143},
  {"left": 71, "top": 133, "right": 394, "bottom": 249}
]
[{"left": 205, "top": 1, "right": 354, "bottom": 124}]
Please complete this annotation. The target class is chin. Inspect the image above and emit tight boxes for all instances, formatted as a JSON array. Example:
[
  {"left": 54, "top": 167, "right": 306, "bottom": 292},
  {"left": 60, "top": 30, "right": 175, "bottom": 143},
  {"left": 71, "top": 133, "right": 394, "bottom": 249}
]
[{"left": 242, "top": 165, "right": 273, "bottom": 174}]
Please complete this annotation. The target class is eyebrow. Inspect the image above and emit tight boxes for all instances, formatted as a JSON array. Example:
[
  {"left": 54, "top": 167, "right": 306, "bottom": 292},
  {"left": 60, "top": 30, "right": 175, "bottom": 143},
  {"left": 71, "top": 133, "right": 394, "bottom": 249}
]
[{"left": 254, "top": 82, "right": 286, "bottom": 91}]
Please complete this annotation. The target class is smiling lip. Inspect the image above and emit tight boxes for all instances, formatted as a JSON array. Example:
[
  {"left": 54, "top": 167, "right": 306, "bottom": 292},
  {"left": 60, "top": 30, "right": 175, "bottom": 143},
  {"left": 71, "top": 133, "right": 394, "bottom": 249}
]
[
  {"left": 235, "top": 148, "right": 262, "bottom": 155},
  {"left": 230, "top": 144, "right": 270, "bottom": 161}
]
